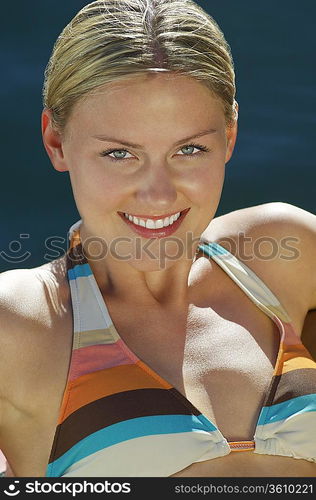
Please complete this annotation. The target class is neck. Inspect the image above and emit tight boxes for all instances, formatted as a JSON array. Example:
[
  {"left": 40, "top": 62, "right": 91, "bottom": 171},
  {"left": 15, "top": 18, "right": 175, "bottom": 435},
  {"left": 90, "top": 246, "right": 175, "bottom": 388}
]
[{"left": 78, "top": 222, "right": 203, "bottom": 308}]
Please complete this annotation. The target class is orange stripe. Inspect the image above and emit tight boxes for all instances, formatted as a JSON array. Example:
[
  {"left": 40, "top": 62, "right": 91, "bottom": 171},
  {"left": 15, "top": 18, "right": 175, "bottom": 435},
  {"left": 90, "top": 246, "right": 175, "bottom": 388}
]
[
  {"left": 282, "top": 356, "right": 316, "bottom": 374},
  {"left": 69, "top": 230, "right": 81, "bottom": 250},
  {"left": 59, "top": 361, "right": 172, "bottom": 423},
  {"left": 274, "top": 342, "right": 315, "bottom": 376},
  {"left": 230, "top": 448, "right": 254, "bottom": 453},
  {"left": 228, "top": 441, "right": 255, "bottom": 452}
]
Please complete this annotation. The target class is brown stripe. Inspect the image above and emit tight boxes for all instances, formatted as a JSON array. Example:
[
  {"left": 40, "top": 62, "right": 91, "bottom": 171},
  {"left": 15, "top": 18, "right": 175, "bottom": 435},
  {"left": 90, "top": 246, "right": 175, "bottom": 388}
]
[
  {"left": 264, "top": 368, "right": 316, "bottom": 407},
  {"left": 49, "top": 387, "right": 201, "bottom": 463},
  {"left": 168, "top": 387, "right": 203, "bottom": 415}
]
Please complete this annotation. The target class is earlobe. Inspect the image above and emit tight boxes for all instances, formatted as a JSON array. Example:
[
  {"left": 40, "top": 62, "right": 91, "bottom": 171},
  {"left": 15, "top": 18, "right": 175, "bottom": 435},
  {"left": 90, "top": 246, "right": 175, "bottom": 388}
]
[{"left": 41, "top": 108, "right": 69, "bottom": 172}]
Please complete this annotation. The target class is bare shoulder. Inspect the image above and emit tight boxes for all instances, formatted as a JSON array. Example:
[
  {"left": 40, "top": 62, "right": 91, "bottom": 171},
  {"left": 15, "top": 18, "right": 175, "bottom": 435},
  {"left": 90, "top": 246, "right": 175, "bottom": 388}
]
[
  {"left": 204, "top": 201, "right": 316, "bottom": 317},
  {"left": 209, "top": 201, "right": 316, "bottom": 251},
  {"left": 0, "top": 256, "right": 69, "bottom": 333},
  {"left": 0, "top": 257, "right": 70, "bottom": 407}
]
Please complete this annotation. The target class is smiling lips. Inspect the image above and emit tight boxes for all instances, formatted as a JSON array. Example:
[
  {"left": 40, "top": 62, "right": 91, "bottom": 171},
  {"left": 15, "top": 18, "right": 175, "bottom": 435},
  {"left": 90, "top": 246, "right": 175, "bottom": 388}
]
[
  {"left": 118, "top": 208, "right": 190, "bottom": 238},
  {"left": 123, "top": 211, "right": 182, "bottom": 229}
]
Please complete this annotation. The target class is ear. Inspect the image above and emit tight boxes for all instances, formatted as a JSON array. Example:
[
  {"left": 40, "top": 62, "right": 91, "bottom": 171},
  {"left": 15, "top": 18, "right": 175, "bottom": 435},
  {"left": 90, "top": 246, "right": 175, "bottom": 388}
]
[
  {"left": 225, "top": 101, "right": 239, "bottom": 164},
  {"left": 41, "top": 108, "right": 69, "bottom": 172}
]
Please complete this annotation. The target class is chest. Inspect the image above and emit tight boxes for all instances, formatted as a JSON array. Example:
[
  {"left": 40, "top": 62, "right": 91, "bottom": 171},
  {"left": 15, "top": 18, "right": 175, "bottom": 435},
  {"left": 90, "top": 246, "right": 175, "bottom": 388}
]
[{"left": 105, "top": 295, "right": 281, "bottom": 442}]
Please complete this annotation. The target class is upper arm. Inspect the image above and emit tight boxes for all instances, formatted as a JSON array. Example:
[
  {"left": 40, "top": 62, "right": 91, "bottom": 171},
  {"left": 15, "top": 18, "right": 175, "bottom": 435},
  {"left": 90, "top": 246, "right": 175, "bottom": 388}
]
[
  {"left": 207, "top": 201, "right": 316, "bottom": 312},
  {"left": 266, "top": 202, "right": 316, "bottom": 311},
  {"left": 0, "top": 270, "right": 32, "bottom": 470},
  {"left": 0, "top": 271, "right": 29, "bottom": 412},
  {"left": 0, "top": 269, "right": 44, "bottom": 426},
  {"left": 0, "top": 265, "right": 67, "bottom": 474}
]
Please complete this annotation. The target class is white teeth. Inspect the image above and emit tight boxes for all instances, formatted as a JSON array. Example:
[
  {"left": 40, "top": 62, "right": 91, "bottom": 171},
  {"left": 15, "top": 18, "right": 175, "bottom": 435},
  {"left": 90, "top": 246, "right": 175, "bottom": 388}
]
[
  {"left": 155, "top": 219, "right": 164, "bottom": 229},
  {"left": 146, "top": 219, "right": 155, "bottom": 229},
  {"left": 124, "top": 211, "right": 181, "bottom": 229}
]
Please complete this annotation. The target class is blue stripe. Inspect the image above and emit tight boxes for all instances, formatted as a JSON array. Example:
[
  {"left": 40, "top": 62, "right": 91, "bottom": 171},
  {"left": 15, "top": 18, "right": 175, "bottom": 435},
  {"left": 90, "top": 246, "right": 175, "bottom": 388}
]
[
  {"left": 257, "top": 393, "right": 316, "bottom": 425},
  {"left": 198, "top": 242, "right": 230, "bottom": 257},
  {"left": 46, "top": 413, "right": 217, "bottom": 477},
  {"left": 68, "top": 263, "right": 92, "bottom": 280}
]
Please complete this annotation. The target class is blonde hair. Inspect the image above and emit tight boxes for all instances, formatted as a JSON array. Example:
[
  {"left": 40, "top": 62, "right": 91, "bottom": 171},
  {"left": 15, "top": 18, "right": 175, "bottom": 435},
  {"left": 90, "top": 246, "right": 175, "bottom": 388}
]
[{"left": 43, "top": 0, "right": 237, "bottom": 136}]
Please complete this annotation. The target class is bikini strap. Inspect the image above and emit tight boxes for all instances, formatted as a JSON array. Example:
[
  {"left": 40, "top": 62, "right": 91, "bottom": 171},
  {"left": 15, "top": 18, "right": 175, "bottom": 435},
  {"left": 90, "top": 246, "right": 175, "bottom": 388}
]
[{"left": 197, "top": 241, "right": 293, "bottom": 325}]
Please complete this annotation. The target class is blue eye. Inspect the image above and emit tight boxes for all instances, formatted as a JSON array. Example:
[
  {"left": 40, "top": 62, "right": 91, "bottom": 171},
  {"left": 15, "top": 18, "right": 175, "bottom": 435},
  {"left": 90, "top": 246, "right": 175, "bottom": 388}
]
[
  {"left": 99, "top": 143, "right": 210, "bottom": 162},
  {"left": 179, "top": 144, "right": 210, "bottom": 156},
  {"left": 100, "top": 149, "right": 132, "bottom": 161}
]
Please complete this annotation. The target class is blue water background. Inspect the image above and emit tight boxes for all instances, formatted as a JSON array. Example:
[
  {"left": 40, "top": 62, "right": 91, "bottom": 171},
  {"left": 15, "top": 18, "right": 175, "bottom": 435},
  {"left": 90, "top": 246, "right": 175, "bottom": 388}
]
[{"left": 0, "top": 0, "right": 315, "bottom": 270}]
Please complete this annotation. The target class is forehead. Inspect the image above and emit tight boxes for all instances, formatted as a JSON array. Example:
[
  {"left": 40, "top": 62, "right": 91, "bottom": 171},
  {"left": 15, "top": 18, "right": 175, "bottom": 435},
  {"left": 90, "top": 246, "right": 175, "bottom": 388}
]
[
  {"left": 66, "top": 72, "right": 225, "bottom": 137},
  {"left": 75, "top": 72, "right": 221, "bottom": 112}
]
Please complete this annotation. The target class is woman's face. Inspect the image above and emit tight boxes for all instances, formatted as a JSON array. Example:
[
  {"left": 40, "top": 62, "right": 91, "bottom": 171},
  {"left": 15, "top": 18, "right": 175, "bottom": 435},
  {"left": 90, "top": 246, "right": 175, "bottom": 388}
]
[{"left": 43, "top": 72, "right": 237, "bottom": 269}]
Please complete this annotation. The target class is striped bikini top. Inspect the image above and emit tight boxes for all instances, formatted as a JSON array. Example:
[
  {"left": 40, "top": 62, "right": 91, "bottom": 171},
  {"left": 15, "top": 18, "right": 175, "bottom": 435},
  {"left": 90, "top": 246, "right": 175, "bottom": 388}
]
[{"left": 46, "top": 220, "right": 316, "bottom": 477}]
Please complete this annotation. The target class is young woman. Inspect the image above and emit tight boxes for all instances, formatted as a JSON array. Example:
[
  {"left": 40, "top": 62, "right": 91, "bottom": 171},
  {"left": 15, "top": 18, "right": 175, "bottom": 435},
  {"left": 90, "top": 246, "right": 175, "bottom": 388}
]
[{"left": 0, "top": 0, "right": 315, "bottom": 477}]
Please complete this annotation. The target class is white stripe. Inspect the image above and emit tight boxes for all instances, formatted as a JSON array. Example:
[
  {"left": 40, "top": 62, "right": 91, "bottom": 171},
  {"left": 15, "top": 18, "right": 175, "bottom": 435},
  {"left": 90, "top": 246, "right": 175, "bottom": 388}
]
[
  {"left": 210, "top": 251, "right": 292, "bottom": 323},
  {"left": 255, "top": 411, "right": 316, "bottom": 462},
  {"left": 70, "top": 275, "right": 112, "bottom": 333},
  {"left": 62, "top": 431, "right": 230, "bottom": 477}
]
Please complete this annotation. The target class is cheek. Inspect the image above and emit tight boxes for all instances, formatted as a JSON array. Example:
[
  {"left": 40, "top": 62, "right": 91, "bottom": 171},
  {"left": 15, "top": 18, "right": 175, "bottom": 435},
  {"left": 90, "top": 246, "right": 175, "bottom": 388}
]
[
  {"left": 184, "top": 162, "right": 225, "bottom": 202},
  {"left": 68, "top": 161, "right": 125, "bottom": 212}
]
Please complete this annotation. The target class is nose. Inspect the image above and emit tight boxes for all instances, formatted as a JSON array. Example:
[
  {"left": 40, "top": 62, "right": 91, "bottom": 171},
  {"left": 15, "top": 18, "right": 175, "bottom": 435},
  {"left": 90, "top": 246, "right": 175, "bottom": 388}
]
[{"left": 135, "top": 164, "right": 178, "bottom": 209}]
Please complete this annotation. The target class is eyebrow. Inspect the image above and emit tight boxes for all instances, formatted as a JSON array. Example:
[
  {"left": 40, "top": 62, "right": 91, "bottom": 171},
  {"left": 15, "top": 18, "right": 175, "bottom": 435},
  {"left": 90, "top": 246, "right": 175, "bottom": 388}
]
[{"left": 92, "top": 128, "right": 217, "bottom": 149}]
